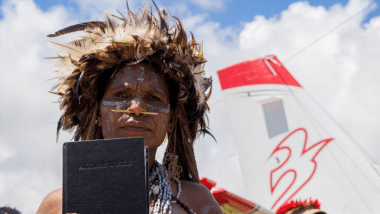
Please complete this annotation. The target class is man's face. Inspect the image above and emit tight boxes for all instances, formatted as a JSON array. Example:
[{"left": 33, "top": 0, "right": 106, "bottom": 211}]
[{"left": 99, "top": 63, "right": 172, "bottom": 151}]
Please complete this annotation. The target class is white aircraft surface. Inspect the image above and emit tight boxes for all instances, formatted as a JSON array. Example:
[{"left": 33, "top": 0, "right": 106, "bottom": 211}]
[{"left": 213, "top": 55, "right": 380, "bottom": 213}]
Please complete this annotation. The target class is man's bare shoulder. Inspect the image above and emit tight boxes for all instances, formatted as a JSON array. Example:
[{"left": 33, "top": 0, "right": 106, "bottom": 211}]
[
  {"left": 179, "top": 180, "right": 223, "bottom": 214},
  {"left": 36, "top": 188, "right": 62, "bottom": 214}
]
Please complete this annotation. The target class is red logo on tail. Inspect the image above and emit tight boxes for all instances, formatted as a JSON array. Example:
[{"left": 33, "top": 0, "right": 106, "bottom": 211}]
[{"left": 268, "top": 128, "right": 333, "bottom": 209}]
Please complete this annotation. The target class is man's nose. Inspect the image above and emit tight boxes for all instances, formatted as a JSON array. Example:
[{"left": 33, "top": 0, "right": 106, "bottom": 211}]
[{"left": 127, "top": 99, "right": 147, "bottom": 116}]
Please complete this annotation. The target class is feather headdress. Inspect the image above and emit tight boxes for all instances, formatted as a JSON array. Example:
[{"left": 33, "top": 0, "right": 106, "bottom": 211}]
[
  {"left": 47, "top": 1, "right": 212, "bottom": 183},
  {"left": 276, "top": 199, "right": 325, "bottom": 214}
]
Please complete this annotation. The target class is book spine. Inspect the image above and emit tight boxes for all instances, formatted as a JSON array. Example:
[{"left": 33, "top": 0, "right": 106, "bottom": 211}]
[
  {"left": 145, "top": 146, "right": 149, "bottom": 214},
  {"left": 62, "top": 143, "right": 67, "bottom": 214}
]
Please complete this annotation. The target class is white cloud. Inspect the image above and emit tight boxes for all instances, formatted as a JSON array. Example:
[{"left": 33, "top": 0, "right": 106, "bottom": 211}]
[
  {"left": 0, "top": 0, "right": 73, "bottom": 212},
  {"left": 185, "top": 0, "right": 380, "bottom": 203},
  {"left": 197, "top": 0, "right": 380, "bottom": 163},
  {"left": 0, "top": 170, "right": 61, "bottom": 213}
]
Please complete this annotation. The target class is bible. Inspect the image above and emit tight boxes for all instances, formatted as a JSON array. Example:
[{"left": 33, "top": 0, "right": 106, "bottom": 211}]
[{"left": 62, "top": 137, "right": 149, "bottom": 214}]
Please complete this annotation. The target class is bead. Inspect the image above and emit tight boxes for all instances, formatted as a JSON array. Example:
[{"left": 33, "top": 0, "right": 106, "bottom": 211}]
[
  {"left": 153, "top": 185, "right": 160, "bottom": 195},
  {"left": 149, "top": 161, "right": 191, "bottom": 214},
  {"left": 175, "top": 179, "right": 181, "bottom": 198}
]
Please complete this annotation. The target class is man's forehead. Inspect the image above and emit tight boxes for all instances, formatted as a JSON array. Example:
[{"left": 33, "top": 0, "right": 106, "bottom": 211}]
[
  {"left": 119, "top": 63, "right": 160, "bottom": 73},
  {"left": 115, "top": 69, "right": 162, "bottom": 80},
  {"left": 108, "top": 64, "right": 166, "bottom": 89}
]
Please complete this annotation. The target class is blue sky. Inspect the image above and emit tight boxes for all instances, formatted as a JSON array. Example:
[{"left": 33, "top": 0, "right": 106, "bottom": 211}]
[{"left": 2, "top": 0, "right": 378, "bottom": 26}]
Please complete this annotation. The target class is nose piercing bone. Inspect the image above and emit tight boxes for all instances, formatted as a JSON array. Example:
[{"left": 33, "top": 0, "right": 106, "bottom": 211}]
[{"left": 111, "top": 109, "right": 158, "bottom": 115}]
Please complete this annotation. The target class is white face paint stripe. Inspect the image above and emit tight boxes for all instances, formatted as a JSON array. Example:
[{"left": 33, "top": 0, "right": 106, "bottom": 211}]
[
  {"left": 124, "top": 66, "right": 132, "bottom": 82},
  {"left": 159, "top": 123, "right": 166, "bottom": 136},
  {"left": 118, "top": 114, "right": 129, "bottom": 122},
  {"left": 137, "top": 67, "right": 145, "bottom": 83},
  {"left": 102, "top": 100, "right": 131, "bottom": 107},
  {"left": 146, "top": 103, "right": 170, "bottom": 114},
  {"left": 151, "top": 72, "right": 158, "bottom": 87},
  {"left": 146, "top": 103, "right": 158, "bottom": 111},
  {"left": 161, "top": 104, "right": 170, "bottom": 114},
  {"left": 106, "top": 115, "right": 112, "bottom": 133}
]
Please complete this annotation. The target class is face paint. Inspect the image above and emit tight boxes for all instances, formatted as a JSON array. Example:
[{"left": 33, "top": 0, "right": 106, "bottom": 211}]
[
  {"left": 146, "top": 103, "right": 170, "bottom": 114},
  {"left": 106, "top": 115, "right": 112, "bottom": 134},
  {"left": 118, "top": 114, "right": 129, "bottom": 122},
  {"left": 151, "top": 72, "right": 158, "bottom": 87},
  {"left": 124, "top": 66, "right": 132, "bottom": 82},
  {"left": 146, "top": 103, "right": 158, "bottom": 111},
  {"left": 102, "top": 100, "right": 131, "bottom": 107},
  {"left": 118, "top": 113, "right": 135, "bottom": 126},
  {"left": 161, "top": 104, "right": 170, "bottom": 114},
  {"left": 159, "top": 123, "right": 166, "bottom": 136},
  {"left": 134, "top": 67, "right": 145, "bottom": 101},
  {"left": 137, "top": 67, "right": 145, "bottom": 83}
]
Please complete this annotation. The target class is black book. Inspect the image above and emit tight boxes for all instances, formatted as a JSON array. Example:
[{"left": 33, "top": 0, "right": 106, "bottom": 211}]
[{"left": 62, "top": 137, "right": 149, "bottom": 214}]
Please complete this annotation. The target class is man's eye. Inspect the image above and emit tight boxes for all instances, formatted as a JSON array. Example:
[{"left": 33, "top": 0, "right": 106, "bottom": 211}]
[
  {"left": 114, "top": 92, "right": 127, "bottom": 98},
  {"left": 150, "top": 96, "right": 160, "bottom": 101}
]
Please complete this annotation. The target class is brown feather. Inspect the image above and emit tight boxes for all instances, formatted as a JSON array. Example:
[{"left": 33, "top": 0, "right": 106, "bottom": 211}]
[
  {"left": 47, "top": 21, "right": 106, "bottom": 38},
  {"left": 47, "top": 41, "right": 83, "bottom": 55}
]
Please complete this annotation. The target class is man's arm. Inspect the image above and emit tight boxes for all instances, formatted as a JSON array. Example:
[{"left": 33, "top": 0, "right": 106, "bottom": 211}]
[
  {"left": 196, "top": 184, "right": 223, "bottom": 214},
  {"left": 36, "top": 188, "right": 62, "bottom": 214},
  {"left": 180, "top": 181, "right": 223, "bottom": 214}
]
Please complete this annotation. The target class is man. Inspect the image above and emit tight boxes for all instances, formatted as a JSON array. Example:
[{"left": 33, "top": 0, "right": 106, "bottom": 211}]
[
  {"left": 0, "top": 206, "right": 21, "bottom": 214},
  {"left": 37, "top": 2, "right": 222, "bottom": 214}
]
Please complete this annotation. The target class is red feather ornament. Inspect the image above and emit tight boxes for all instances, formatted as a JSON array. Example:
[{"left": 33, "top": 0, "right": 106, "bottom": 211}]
[{"left": 276, "top": 199, "right": 323, "bottom": 214}]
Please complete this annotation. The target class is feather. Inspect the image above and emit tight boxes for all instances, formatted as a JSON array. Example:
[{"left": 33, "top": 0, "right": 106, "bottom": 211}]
[
  {"left": 47, "top": 41, "right": 83, "bottom": 55},
  {"left": 159, "top": 6, "right": 169, "bottom": 27},
  {"left": 56, "top": 115, "right": 64, "bottom": 143},
  {"left": 45, "top": 56, "right": 69, "bottom": 59},
  {"left": 109, "top": 13, "right": 124, "bottom": 21},
  {"left": 200, "top": 128, "right": 216, "bottom": 142},
  {"left": 126, "top": 1, "right": 138, "bottom": 25},
  {"left": 47, "top": 21, "right": 106, "bottom": 37},
  {"left": 48, "top": 90, "right": 64, "bottom": 96},
  {"left": 105, "top": 13, "right": 116, "bottom": 33},
  {"left": 151, "top": 0, "right": 167, "bottom": 32},
  {"left": 117, "top": 9, "right": 126, "bottom": 21},
  {"left": 76, "top": 70, "right": 84, "bottom": 99},
  {"left": 139, "top": 3, "right": 150, "bottom": 26}
]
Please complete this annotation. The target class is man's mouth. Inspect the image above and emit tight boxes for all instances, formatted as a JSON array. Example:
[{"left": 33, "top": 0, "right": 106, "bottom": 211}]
[
  {"left": 121, "top": 126, "right": 149, "bottom": 134},
  {"left": 117, "top": 115, "right": 151, "bottom": 133}
]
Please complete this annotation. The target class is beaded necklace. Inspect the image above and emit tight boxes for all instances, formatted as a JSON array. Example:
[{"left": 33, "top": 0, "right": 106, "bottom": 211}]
[{"left": 149, "top": 161, "right": 195, "bottom": 214}]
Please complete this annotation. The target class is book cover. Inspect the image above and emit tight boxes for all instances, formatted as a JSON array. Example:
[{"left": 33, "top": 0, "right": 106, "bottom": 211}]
[{"left": 63, "top": 137, "right": 148, "bottom": 214}]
